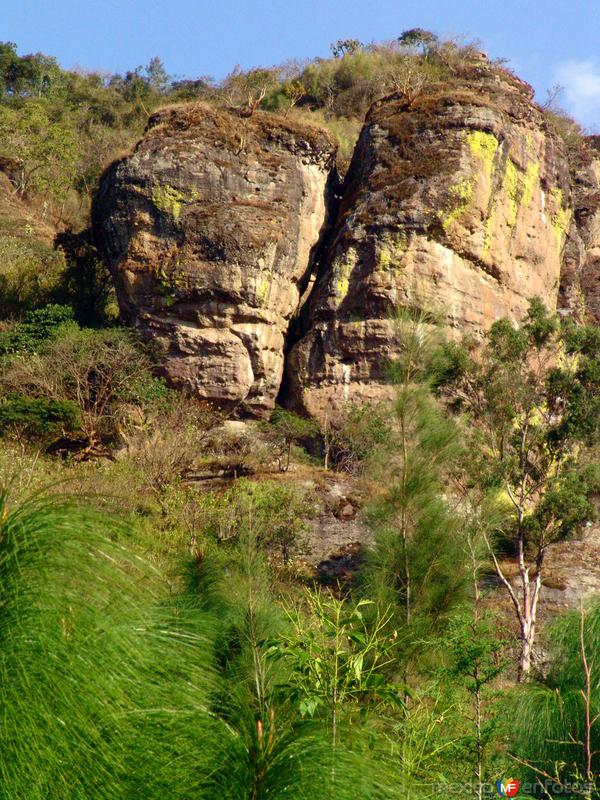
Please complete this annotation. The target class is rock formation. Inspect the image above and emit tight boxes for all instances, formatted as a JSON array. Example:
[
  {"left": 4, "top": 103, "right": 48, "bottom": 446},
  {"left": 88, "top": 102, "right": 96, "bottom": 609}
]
[
  {"left": 561, "top": 136, "right": 600, "bottom": 323},
  {"left": 95, "top": 63, "right": 600, "bottom": 424},
  {"left": 93, "top": 103, "right": 336, "bottom": 416},
  {"left": 286, "top": 65, "right": 573, "bottom": 421}
]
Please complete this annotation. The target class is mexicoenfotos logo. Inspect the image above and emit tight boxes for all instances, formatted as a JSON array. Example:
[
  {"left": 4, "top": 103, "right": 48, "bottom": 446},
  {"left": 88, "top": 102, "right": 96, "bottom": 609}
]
[{"left": 496, "top": 778, "right": 520, "bottom": 797}]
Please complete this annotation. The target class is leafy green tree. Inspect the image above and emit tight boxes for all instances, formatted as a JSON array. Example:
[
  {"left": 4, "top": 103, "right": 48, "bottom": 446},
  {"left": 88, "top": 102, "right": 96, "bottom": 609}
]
[
  {"left": 271, "top": 590, "right": 402, "bottom": 796},
  {"left": 264, "top": 406, "right": 320, "bottom": 471},
  {"left": 274, "top": 593, "right": 399, "bottom": 719},
  {"left": 0, "top": 102, "right": 78, "bottom": 203},
  {"left": 398, "top": 28, "right": 439, "bottom": 54},
  {"left": 144, "top": 56, "right": 170, "bottom": 91},
  {"left": 330, "top": 39, "right": 363, "bottom": 58},
  {"left": 222, "top": 66, "right": 279, "bottom": 115},
  {"left": 0, "top": 41, "right": 20, "bottom": 94},
  {"left": 437, "top": 299, "right": 600, "bottom": 681}
]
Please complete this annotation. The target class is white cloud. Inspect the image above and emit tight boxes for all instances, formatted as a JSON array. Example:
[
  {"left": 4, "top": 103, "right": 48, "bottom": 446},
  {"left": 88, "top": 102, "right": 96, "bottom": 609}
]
[{"left": 555, "top": 60, "right": 600, "bottom": 130}]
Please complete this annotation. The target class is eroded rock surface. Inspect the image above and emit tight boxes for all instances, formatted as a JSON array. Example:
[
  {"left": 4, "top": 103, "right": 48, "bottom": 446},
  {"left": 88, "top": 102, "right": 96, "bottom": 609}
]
[
  {"left": 561, "top": 136, "right": 600, "bottom": 322},
  {"left": 286, "top": 66, "right": 572, "bottom": 421},
  {"left": 93, "top": 103, "right": 336, "bottom": 416}
]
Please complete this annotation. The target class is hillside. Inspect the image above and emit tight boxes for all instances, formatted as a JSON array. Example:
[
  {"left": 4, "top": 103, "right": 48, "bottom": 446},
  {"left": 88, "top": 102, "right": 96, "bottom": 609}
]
[{"left": 3, "top": 31, "right": 600, "bottom": 798}]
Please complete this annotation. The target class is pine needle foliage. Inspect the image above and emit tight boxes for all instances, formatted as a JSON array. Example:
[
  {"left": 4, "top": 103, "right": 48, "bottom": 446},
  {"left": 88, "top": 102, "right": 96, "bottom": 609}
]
[
  {"left": 363, "top": 309, "right": 469, "bottom": 665},
  {"left": 188, "top": 510, "right": 406, "bottom": 799},
  {"left": 0, "top": 489, "right": 223, "bottom": 800}
]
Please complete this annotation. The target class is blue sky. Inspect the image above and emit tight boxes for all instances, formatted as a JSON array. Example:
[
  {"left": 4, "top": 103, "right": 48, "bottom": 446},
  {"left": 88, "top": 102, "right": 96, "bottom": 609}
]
[{"left": 4, "top": 0, "right": 600, "bottom": 129}]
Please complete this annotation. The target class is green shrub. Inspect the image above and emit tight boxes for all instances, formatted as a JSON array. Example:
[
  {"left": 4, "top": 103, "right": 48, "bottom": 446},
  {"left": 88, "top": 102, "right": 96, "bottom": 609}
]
[
  {"left": 0, "top": 394, "right": 79, "bottom": 441},
  {"left": 0, "top": 235, "right": 67, "bottom": 319},
  {"left": 0, "top": 303, "right": 76, "bottom": 354},
  {"left": 197, "top": 478, "right": 312, "bottom": 563},
  {"left": 263, "top": 407, "right": 321, "bottom": 471},
  {"left": 0, "top": 326, "right": 164, "bottom": 452},
  {"left": 327, "top": 401, "right": 391, "bottom": 473}
]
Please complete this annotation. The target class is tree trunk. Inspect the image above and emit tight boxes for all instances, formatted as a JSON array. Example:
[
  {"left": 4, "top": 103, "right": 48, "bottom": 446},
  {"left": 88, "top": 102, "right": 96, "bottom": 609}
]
[{"left": 517, "top": 615, "right": 536, "bottom": 683}]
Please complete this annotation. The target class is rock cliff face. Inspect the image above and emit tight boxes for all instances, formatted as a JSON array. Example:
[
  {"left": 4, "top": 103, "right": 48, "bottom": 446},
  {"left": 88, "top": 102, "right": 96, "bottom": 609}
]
[
  {"left": 93, "top": 104, "right": 336, "bottom": 416},
  {"left": 95, "top": 65, "right": 600, "bottom": 423},
  {"left": 561, "top": 136, "right": 600, "bottom": 323},
  {"left": 286, "top": 66, "right": 573, "bottom": 420}
]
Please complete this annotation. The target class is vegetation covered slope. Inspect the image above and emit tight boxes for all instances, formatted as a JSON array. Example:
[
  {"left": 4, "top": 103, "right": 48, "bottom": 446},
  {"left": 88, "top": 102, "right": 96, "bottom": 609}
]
[{"left": 2, "top": 31, "right": 600, "bottom": 799}]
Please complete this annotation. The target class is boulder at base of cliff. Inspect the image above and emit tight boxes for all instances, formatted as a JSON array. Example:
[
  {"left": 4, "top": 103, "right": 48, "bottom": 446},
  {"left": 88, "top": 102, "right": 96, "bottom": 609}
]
[
  {"left": 93, "top": 103, "right": 336, "bottom": 417},
  {"left": 286, "top": 62, "right": 572, "bottom": 423}
]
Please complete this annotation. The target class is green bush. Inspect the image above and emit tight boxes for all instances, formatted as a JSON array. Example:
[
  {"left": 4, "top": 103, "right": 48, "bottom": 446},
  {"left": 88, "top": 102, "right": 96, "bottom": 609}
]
[
  {"left": 196, "top": 478, "right": 312, "bottom": 563},
  {"left": 0, "top": 235, "right": 67, "bottom": 319},
  {"left": 0, "top": 326, "right": 165, "bottom": 452},
  {"left": 327, "top": 401, "right": 391, "bottom": 473},
  {"left": 0, "top": 303, "right": 76, "bottom": 354},
  {"left": 0, "top": 394, "right": 79, "bottom": 441},
  {"left": 263, "top": 407, "right": 321, "bottom": 471}
]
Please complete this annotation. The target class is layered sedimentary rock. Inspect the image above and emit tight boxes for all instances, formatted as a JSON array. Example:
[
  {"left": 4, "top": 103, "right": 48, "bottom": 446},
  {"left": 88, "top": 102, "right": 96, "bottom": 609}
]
[
  {"left": 93, "top": 103, "right": 336, "bottom": 416},
  {"left": 286, "top": 64, "right": 573, "bottom": 421}
]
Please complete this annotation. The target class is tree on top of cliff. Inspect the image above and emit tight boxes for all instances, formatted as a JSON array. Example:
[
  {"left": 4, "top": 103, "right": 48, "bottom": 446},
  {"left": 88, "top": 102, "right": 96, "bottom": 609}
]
[
  {"left": 397, "top": 28, "right": 439, "bottom": 54},
  {"left": 330, "top": 39, "right": 363, "bottom": 59}
]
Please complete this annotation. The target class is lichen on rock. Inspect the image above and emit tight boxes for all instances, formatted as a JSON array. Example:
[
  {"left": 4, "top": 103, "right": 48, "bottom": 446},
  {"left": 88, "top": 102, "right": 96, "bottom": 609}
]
[
  {"left": 93, "top": 65, "right": 583, "bottom": 426},
  {"left": 93, "top": 102, "right": 337, "bottom": 417},
  {"left": 285, "top": 64, "right": 572, "bottom": 422}
]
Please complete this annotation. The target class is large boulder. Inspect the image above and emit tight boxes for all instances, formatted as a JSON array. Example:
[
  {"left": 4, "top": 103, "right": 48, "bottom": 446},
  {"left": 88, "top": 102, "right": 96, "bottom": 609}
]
[
  {"left": 93, "top": 103, "right": 336, "bottom": 416},
  {"left": 285, "top": 64, "right": 572, "bottom": 422}
]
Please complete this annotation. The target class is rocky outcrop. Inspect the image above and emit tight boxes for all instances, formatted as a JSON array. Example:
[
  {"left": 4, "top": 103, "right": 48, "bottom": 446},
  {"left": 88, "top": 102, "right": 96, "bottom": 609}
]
[
  {"left": 285, "top": 65, "right": 573, "bottom": 421},
  {"left": 561, "top": 136, "right": 600, "bottom": 323},
  {"left": 93, "top": 103, "right": 336, "bottom": 416},
  {"left": 95, "top": 64, "right": 595, "bottom": 424}
]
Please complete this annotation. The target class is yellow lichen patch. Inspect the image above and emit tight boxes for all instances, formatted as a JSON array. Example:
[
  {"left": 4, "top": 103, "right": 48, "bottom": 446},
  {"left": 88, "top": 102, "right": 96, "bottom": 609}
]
[
  {"left": 441, "top": 178, "right": 474, "bottom": 230},
  {"left": 151, "top": 184, "right": 186, "bottom": 221},
  {"left": 255, "top": 274, "right": 271, "bottom": 306},
  {"left": 504, "top": 159, "right": 520, "bottom": 228},
  {"left": 521, "top": 162, "right": 539, "bottom": 208},
  {"left": 379, "top": 246, "right": 391, "bottom": 271},
  {"left": 334, "top": 248, "right": 358, "bottom": 302},
  {"left": 466, "top": 130, "right": 500, "bottom": 180},
  {"left": 503, "top": 157, "right": 540, "bottom": 229},
  {"left": 548, "top": 187, "right": 571, "bottom": 245},
  {"left": 437, "top": 133, "right": 498, "bottom": 232},
  {"left": 377, "top": 231, "right": 408, "bottom": 273},
  {"left": 483, "top": 214, "right": 494, "bottom": 256}
]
